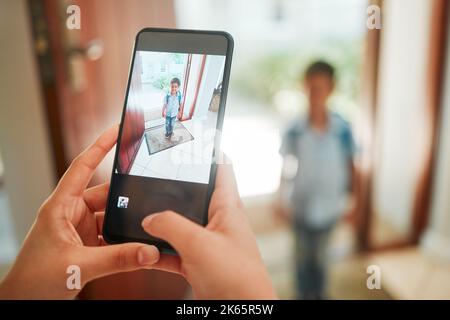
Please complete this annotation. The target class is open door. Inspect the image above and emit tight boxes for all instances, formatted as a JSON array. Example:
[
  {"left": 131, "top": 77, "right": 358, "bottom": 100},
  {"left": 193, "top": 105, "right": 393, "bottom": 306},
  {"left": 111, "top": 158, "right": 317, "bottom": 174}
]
[
  {"left": 357, "top": 0, "right": 448, "bottom": 251},
  {"left": 117, "top": 53, "right": 145, "bottom": 174}
]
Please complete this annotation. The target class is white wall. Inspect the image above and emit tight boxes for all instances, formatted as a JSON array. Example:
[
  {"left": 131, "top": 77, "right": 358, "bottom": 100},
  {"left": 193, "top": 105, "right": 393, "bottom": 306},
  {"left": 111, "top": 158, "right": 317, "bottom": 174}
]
[
  {"left": 421, "top": 14, "right": 450, "bottom": 260},
  {"left": 372, "top": 0, "right": 432, "bottom": 237},
  {"left": 0, "top": 0, "right": 55, "bottom": 244},
  {"left": 194, "top": 55, "right": 225, "bottom": 119}
]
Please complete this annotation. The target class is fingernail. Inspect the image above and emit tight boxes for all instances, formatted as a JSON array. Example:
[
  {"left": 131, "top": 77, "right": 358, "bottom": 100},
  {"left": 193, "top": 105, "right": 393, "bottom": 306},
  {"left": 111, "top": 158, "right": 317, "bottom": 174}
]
[
  {"left": 141, "top": 214, "right": 159, "bottom": 228},
  {"left": 137, "top": 245, "right": 159, "bottom": 266}
]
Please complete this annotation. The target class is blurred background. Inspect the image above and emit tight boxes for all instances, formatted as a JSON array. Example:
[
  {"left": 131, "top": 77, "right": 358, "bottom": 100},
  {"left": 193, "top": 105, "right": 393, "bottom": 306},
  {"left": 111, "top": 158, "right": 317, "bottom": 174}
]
[{"left": 1, "top": 0, "right": 450, "bottom": 299}]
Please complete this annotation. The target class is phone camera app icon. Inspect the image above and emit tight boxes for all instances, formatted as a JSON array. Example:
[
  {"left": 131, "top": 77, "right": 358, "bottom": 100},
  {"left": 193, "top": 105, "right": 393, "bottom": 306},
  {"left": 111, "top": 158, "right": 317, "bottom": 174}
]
[{"left": 117, "top": 196, "right": 129, "bottom": 208}]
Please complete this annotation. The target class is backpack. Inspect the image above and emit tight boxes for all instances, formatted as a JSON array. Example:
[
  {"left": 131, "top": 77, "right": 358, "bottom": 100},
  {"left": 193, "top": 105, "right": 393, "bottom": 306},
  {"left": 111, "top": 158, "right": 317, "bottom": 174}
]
[
  {"left": 166, "top": 91, "right": 182, "bottom": 105},
  {"left": 284, "top": 113, "right": 354, "bottom": 160}
]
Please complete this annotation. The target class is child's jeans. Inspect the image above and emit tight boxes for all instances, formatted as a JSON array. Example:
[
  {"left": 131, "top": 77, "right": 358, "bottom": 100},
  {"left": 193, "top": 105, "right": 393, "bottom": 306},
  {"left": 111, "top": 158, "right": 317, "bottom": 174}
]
[
  {"left": 293, "top": 217, "right": 334, "bottom": 300},
  {"left": 165, "top": 116, "right": 176, "bottom": 135}
]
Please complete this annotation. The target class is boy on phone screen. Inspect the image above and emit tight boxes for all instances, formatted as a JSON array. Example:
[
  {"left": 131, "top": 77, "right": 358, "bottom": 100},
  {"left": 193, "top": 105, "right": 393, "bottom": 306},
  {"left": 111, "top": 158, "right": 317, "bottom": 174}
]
[{"left": 162, "top": 77, "right": 183, "bottom": 139}]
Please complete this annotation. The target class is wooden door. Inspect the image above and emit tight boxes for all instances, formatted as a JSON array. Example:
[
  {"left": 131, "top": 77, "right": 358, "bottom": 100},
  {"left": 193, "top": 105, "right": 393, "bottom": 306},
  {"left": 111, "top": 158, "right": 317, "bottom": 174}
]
[
  {"left": 42, "top": 0, "right": 176, "bottom": 181},
  {"left": 118, "top": 52, "right": 145, "bottom": 174},
  {"left": 33, "top": 0, "right": 189, "bottom": 299}
]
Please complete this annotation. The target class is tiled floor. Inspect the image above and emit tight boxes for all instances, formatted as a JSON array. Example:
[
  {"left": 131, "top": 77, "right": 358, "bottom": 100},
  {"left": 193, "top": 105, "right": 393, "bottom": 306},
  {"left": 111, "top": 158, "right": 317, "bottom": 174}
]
[{"left": 129, "top": 112, "right": 218, "bottom": 184}]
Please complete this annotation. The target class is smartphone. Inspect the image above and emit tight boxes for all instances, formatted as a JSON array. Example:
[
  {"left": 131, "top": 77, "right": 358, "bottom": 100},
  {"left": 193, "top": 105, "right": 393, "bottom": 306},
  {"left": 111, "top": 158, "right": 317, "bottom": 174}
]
[{"left": 103, "top": 28, "right": 233, "bottom": 253}]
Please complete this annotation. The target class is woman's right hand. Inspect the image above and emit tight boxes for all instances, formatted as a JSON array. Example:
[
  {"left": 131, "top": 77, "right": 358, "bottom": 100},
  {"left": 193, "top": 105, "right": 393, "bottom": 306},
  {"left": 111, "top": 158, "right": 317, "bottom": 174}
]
[{"left": 141, "top": 163, "right": 277, "bottom": 300}]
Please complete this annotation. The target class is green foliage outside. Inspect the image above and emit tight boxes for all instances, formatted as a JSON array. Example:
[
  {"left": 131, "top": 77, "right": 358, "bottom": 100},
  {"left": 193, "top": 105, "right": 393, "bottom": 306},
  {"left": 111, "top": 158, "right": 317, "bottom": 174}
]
[
  {"left": 148, "top": 53, "right": 186, "bottom": 91},
  {"left": 231, "top": 38, "right": 364, "bottom": 116},
  {"left": 152, "top": 75, "right": 173, "bottom": 91}
]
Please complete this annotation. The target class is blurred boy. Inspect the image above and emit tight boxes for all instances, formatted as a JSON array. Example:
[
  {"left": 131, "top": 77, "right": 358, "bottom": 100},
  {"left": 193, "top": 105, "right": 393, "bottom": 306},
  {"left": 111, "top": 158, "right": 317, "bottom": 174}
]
[
  {"left": 162, "top": 77, "right": 183, "bottom": 138},
  {"left": 278, "top": 61, "right": 357, "bottom": 299}
]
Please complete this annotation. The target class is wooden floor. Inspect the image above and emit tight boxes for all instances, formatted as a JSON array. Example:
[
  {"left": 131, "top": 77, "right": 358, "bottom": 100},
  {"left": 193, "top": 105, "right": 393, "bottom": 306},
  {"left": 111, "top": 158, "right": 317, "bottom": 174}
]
[
  {"left": 256, "top": 228, "right": 391, "bottom": 300},
  {"left": 246, "top": 195, "right": 391, "bottom": 299},
  {"left": 370, "top": 247, "right": 450, "bottom": 299}
]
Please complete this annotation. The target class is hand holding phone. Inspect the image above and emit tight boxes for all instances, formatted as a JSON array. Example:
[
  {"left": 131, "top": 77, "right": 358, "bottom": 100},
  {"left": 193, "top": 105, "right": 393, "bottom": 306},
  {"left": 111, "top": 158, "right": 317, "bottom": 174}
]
[
  {"left": 0, "top": 128, "right": 275, "bottom": 300},
  {"left": 141, "top": 161, "right": 277, "bottom": 300},
  {"left": 103, "top": 28, "right": 234, "bottom": 253},
  {"left": 0, "top": 126, "right": 160, "bottom": 299}
]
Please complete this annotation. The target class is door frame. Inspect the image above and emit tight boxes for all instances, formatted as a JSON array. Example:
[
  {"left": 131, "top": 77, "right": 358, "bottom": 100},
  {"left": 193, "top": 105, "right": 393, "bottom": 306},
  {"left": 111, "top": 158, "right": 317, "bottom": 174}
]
[
  {"left": 357, "top": 0, "right": 449, "bottom": 251},
  {"left": 27, "top": 0, "right": 68, "bottom": 179}
]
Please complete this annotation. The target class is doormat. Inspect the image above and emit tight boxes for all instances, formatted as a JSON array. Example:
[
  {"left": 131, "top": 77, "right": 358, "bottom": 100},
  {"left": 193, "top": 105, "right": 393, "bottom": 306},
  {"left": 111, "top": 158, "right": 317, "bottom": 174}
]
[{"left": 144, "top": 121, "right": 194, "bottom": 155}]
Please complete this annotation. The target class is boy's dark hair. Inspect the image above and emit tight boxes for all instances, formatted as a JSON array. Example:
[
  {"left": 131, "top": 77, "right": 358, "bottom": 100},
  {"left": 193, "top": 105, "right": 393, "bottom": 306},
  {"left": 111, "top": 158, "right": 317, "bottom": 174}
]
[
  {"left": 170, "top": 77, "right": 181, "bottom": 86},
  {"left": 304, "top": 60, "right": 335, "bottom": 81}
]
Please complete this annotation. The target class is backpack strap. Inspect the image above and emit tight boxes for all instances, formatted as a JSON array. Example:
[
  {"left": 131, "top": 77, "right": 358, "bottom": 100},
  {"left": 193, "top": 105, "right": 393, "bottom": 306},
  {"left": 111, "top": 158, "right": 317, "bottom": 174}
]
[
  {"left": 336, "top": 118, "right": 355, "bottom": 160},
  {"left": 166, "top": 92, "right": 182, "bottom": 105}
]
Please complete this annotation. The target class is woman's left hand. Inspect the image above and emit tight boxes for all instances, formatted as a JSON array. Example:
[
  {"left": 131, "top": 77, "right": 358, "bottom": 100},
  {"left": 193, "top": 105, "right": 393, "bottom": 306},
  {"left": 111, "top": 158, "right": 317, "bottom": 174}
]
[{"left": 0, "top": 126, "right": 160, "bottom": 299}]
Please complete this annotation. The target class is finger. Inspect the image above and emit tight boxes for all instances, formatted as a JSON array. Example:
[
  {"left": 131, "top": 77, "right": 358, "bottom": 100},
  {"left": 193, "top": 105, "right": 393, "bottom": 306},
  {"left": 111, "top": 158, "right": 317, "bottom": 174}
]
[
  {"left": 97, "top": 235, "right": 108, "bottom": 246},
  {"left": 150, "top": 254, "right": 182, "bottom": 275},
  {"left": 81, "top": 243, "right": 160, "bottom": 281},
  {"left": 141, "top": 211, "right": 205, "bottom": 255},
  {"left": 209, "top": 161, "right": 243, "bottom": 217},
  {"left": 95, "top": 212, "right": 105, "bottom": 235},
  {"left": 214, "top": 153, "right": 237, "bottom": 189},
  {"left": 83, "top": 182, "right": 110, "bottom": 213},
  {"left": 55, "top": 125, "right": 118, "bottom": 197}
]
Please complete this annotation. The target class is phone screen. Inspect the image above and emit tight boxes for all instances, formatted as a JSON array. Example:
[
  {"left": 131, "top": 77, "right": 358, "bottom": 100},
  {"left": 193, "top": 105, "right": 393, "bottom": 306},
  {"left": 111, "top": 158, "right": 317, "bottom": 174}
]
[{"left": 104, "top": 29, "right": 233, "bottom": 251}]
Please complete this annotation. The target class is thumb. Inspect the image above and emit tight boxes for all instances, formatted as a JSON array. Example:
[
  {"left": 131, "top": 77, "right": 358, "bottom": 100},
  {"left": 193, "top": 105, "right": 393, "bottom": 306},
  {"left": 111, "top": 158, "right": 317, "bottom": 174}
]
[
  {"left": 80, "top": 243, "right": 160, "bottom": 282},
  {"left": 142, "top": 211, "right": 206, "bottom": 255}
]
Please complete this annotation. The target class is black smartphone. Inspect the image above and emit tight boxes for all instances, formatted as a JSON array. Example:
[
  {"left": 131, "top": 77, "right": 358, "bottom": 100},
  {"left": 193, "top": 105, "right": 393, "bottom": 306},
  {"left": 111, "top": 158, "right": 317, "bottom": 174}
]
[{"left": 103, "top": 28, "right": 233, "bottom": 253}]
